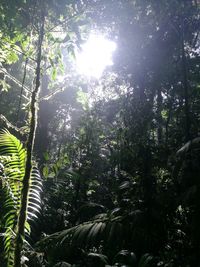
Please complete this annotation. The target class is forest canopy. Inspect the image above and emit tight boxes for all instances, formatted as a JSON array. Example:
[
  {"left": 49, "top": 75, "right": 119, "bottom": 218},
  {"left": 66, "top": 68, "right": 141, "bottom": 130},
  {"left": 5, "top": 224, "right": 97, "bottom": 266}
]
[{"left": 0, "top": 0, "right": 200, "bottom": 267}]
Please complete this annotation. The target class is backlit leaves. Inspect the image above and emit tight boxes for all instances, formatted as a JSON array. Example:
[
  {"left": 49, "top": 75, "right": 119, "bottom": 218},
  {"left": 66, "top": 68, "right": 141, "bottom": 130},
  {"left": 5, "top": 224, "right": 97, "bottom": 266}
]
[{"left": 0, "top": 130, "right": 42, "bottom": 266}]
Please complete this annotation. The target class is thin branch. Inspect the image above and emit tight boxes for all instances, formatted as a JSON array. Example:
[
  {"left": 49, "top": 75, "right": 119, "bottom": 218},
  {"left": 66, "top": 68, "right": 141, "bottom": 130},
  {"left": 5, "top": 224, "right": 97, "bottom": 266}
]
[
  {"left": 39, "top": 87, "right": 64, "bottom": 101},
  {"left": 0, "top": 67, "right": 32, "bottom": 97},
  {"left": 16, "top": 58, "right": 29, "bottom": 121},
  {"left": 47, "top": 10, "right": 85, "bottom": 33},
  {"left": 16, "top": 26, "right": 35, "bottom": 121},
  {"left": 0, "top": 115, "right": 26, "bottom": 136}
]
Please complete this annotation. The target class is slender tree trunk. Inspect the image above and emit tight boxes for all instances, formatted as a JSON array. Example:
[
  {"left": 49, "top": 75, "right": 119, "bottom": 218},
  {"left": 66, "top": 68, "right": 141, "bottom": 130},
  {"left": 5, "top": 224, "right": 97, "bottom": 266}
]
[
  {"left": 35, "top": 73, "right": 51, "bottom": 163},
  {"left": 181, "top": 21, "right": 191, "bottom": 142},
  {"left": 57, "top": 123, "right": 66, "bottom": 159},
  {"left": 13, "top": 16, "right": 45, "bottom": 267},
  {"left": 157, "top": 87, "right": 163, "bottom": 144},
  {"left": 165, "top": 99, "right": 172, "bottom": 149}
]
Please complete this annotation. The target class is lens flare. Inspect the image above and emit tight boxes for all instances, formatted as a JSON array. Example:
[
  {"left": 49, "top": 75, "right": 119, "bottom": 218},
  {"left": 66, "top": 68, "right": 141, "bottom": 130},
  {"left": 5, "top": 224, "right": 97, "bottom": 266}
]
[{"left": 76, "top": 34, "right": 116, "bottom": 78}]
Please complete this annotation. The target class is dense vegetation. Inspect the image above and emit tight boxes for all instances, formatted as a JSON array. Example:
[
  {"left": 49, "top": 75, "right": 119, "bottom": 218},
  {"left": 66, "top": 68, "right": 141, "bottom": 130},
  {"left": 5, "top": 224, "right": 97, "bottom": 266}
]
[{"left": 0, "top": 0, "right": 200, "bottom": 266}]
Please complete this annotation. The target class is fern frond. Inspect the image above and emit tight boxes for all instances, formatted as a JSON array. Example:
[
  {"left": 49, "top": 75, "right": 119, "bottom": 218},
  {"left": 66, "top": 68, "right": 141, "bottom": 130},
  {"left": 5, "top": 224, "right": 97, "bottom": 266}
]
[
  {"left": 0, "top": 130, "right": 42, "bottom": 266},
  {"left": 27, "top": 167, "right": 42, "bottom": 221},
  {"left": 0, "top": 130, "right": 25, "bottom": 265}
]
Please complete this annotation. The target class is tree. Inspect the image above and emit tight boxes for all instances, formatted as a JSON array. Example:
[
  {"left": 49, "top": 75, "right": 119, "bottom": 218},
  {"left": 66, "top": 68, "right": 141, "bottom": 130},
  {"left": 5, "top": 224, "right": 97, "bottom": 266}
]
[
  {"left": 1, "top": 0, "right": 91, "bottom": 266},
  {"left": 0, "top": 0, "right": 200, "bottom": 266}
]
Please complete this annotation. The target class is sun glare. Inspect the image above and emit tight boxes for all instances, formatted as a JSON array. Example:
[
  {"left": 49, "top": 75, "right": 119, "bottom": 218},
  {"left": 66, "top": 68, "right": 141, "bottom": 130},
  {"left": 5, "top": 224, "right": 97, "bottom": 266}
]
[{"left": 76, "top": 34, "right": 116, "bottom": 79}]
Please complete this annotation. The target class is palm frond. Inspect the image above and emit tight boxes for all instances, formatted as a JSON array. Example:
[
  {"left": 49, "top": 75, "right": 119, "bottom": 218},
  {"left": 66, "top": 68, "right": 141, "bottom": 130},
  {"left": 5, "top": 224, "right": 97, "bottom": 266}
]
[
  {"left": 27, "top": 167, "right": 42, "bottom": 221},
  {"left": 0, "top": 130, "right": 25, "bottom": 266},
  {"left": 0, "top": 130, "right": 42, "bottom": 266},
  {"left": 37, "top": 208, "right": 162, "bottom": 264},
  {"left": 36, "top": 214, "right": 127, "bottom": 259}
]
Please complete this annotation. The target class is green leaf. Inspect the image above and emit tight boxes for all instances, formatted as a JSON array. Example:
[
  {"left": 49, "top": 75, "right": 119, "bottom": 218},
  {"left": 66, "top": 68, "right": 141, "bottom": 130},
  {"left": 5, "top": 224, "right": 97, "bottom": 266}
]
[
  {"left": 43, "top": 151, "right": 50, "bottom": 161},
  {"left": 76, "top": 90, "right": 89, "bottom": 111},
  {"left": 0, "top": 130, "right": 42, "bottom": 264},
  {"left": 6, "top": 51, "right": 19, "bottom": 64},
  {"left": 51, "top": 67, "right": 57, "bottom": 81},
  {"left": 43, "top": 165, "right": 49, "bottom": 178}
]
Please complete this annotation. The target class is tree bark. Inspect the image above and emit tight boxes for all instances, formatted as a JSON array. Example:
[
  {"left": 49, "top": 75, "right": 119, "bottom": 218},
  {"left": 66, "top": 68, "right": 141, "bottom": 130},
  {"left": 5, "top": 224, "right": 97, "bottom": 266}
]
[
  {"left": 13, "top": 15, "right": 45, "bottom": 267},
  {"left": 181, "top": 20, "right": 191, "bottom": 142},
  {"left": 35, "top": 73, "right": 51, "bottom": 163},
  {"left": 157, "top": 87, "right": 163, "bottom": 145}
]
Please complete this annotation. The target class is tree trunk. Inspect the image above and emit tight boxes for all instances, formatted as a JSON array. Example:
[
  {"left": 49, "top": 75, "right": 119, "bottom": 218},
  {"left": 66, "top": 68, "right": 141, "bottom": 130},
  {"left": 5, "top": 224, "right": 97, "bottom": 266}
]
[
  {"left": 13, "top": 16, "right": 45, "bottom": 267},
  {"left": 181, "top": 20, "right": 191, "bottom": 142},
  {"left": 35, "top": 73, "right": 51, "bottom": 164},
  {"left": 157, "top": 87, "right": 163, "bottom": 144}
]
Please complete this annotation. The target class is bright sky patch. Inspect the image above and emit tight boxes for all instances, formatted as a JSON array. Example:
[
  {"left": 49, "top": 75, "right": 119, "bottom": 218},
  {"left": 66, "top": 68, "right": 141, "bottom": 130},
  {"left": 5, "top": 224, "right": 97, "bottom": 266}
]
[{"left": 76, "top": 34, "right": 116, "bottom": 79}]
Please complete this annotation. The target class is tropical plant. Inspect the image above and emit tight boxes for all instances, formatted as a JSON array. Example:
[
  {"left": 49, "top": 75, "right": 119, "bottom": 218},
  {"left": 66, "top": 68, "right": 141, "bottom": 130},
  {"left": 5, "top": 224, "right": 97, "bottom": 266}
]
[
  {"left": 36, "top": 200, "right": 161, "bottom": 266},
  {"left": 0, "top": 130, "right": 42, "bottom": 267}
]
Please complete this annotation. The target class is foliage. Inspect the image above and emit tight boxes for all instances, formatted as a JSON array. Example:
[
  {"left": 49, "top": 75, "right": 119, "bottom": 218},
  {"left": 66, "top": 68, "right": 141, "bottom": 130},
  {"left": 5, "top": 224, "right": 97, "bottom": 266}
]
[
  {"left": 0, "top": 0, "right": 200, "bottom": 266},
  {"left": 0, "top": 130, "right": 42, "bottom": 266}
]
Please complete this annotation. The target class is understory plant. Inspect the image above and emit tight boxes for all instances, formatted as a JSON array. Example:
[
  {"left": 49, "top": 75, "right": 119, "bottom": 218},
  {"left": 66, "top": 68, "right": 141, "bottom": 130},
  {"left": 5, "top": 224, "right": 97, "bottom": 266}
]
[{"left": 0, "top": 130, "right": 42, "bottom": 267}]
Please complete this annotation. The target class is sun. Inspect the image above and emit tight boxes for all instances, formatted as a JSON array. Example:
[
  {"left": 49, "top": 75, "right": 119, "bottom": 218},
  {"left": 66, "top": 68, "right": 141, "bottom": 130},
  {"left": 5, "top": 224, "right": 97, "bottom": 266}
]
[{"left": 76, "top": 34, "right": 116, "bottom": 79}]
